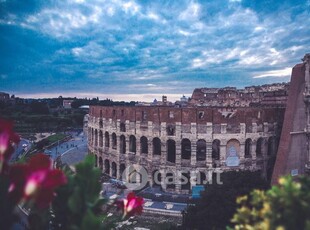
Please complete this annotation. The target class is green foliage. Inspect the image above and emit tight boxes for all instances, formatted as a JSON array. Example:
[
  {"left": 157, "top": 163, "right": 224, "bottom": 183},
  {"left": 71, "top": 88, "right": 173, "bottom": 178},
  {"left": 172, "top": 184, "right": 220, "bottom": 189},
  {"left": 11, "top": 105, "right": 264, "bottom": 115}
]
[
  {"left": 33, "top": 133, "right": 68, "bottom": 151},
  {"left": 30, "top": 101, "right": 49, "bottom": 114},
  {"left": 47, "top": 133, "right": 67, "bottom": 143},
  {"left": 36, "top": 138, "right": 50, "bottom": 150},
  {"left": 52, "top": 155, "right": 113, "bottom": 230},
  {"left": 1, "top": 106, "right": 85, "bottom": 133},
  {"left": 182, "top": 171, "right": 269, "bottom": 230},
  {"left": 231, "top": 176, "right": 310, "bottom": 230},
  {"left": 70, "top": 98, "right": 137, "bottom": 109}
]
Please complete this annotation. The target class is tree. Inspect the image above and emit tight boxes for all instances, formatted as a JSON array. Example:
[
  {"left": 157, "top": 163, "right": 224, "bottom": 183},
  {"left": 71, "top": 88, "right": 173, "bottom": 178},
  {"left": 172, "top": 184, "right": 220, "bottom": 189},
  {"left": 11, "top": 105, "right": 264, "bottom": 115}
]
[
  {"left": 30, "top": 101, "right": 49, "bottom": 114},
  {"left": 182, "top": 171, "right": 269, "bottom": 230},
  {"left": 36, "top": 138, "right": 49, "bottom": 150},
  {"left": 231, "top": 176, "right": 310, "bottom": 230}
]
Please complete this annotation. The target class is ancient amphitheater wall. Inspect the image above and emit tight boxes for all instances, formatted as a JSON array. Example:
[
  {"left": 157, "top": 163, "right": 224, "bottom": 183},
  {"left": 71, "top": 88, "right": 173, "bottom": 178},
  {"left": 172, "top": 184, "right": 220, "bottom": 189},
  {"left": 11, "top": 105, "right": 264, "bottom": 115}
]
[{"left": 88, "top": 106, "right": 284, "bottom": 193}]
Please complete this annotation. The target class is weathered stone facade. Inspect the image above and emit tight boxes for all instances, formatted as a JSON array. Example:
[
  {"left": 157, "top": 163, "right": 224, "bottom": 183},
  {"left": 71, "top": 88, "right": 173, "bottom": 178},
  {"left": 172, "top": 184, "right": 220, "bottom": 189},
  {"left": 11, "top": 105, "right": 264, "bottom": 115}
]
[
  {"left": 190, "top": 83, "right": 289, "bottom": 107},
  {"left": 88, "top": 106, "right": 284, "bottom": 194}
]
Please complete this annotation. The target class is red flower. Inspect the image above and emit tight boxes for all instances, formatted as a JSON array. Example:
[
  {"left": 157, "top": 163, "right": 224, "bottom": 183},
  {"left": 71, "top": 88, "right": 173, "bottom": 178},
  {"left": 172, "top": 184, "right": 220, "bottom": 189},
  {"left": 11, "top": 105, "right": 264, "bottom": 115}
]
[
  {"left": 9, "top": 154, "right": 67, "bottom": 208},
  {"left": 116, "top": 192, "right": 144, "bottom": 218},
  {"left": 0, "top": 118, "right": 20, "bottom": 173}
]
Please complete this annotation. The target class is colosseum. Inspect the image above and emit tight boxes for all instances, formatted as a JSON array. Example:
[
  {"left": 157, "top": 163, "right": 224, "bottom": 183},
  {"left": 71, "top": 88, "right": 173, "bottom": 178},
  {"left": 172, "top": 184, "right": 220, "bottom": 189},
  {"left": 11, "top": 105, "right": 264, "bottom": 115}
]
[{"left": 88, "top": 85, "right": 287, "bottom": 193}]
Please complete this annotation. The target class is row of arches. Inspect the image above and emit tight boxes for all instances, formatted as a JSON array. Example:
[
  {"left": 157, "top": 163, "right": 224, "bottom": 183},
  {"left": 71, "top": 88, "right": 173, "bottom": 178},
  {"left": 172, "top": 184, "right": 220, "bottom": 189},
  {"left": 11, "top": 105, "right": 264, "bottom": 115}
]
[
  {"left": 95, "top": 156, "right": 215, "bottom": 191},
  {"left": 96, "top": 155, "right": 126, "bottom": 179},
  {"left": 90, "top": 129, "right": 277, "bottom": 163}
]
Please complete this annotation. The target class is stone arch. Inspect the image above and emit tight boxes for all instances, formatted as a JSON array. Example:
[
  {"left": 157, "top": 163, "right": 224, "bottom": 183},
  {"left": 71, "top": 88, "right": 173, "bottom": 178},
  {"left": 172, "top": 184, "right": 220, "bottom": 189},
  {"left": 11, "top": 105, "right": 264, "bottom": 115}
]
[
  {"left": 167, "top": 139, "right": 176, "bottom": 163},
  {"left": 112, "top": 133, "right": 117, "bottom": 149},
  {"left": 166, "top": 172, "right": 176, "bottom": 189},
  {"left": 256, "top": 137, "right": 264, "bottom": 157},
  {"left": 166, "top": 124, "right": 175, "bottom": 136},
  {"left": 181, "top": 171, "right": 191, "bottom": 190},
  {"left": 99, "top": 130, "right": 103, "bottom": 147},
  {"left": 105, "top": 131, "right": 110, "bottom": 148},
  {"left": 245, "top": 138, "right": 252, "bottom": 158},
  {"left": 196, "top": 139, "right": 206, "bottom": 161},
  {"left": 119, "top": 163, "right": 126, "bottom": 180},
  {"left": 104, "top": 159, "right": 110, "bottom": 175},
  {"left": 152, "top": 170, "right": 162, "bottom": 187},
  {"left": 226, "top": 139, "right": 241, "bottom": 153},
  {"left": 140, "top": 136, "right": 148, "bottom": 155},
  {"left": 152, "top": 137, "right": 161, "bottom": 155},
  {"left": 94, "top": 129, "right": 98, "bottom": 146},
  {"left": 181, "top": 138, "right": 191, "bottom": 160},
  {"left": 226, "top": 139, "right": 240, "bottom": 167},
  {"left": 129, "top": 135, "right": 136, "bottom": 153},
  {"left": 120, "top": 122, "right": 126, "bottom": 132},
  {"left": 120, "top": 135, "right": 126, "bottom": 154},
  {"left": 197, "top": 171, "right": 207, "bottom": 185},
  {"left": 112, "top": 162, "right": 117, "bottom": 178},
  {"left": 98, "top": 156, "right": 103, "bottom": 170}
]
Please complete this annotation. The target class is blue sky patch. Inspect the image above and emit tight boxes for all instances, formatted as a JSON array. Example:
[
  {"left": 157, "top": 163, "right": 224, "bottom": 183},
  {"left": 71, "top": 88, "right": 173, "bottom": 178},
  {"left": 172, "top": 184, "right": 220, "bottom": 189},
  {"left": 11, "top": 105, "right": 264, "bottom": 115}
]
[{"left": 0, "top": 0, "right": 309, "bottom": 101}]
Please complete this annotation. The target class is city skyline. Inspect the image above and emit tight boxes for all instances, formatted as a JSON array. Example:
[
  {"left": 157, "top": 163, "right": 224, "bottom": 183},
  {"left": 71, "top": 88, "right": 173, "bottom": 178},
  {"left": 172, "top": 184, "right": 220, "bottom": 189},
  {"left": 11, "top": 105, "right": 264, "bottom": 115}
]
[{"left": 1, "top": 0, "right": 309, "bottom": 101}]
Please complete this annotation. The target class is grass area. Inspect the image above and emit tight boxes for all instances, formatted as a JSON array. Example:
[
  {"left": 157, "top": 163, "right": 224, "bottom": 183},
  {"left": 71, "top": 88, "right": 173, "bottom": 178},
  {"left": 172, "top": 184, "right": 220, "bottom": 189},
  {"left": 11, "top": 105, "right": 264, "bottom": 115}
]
[
  {"left": 23, "top": 133, "right": 69, "bottom": 159},
  {"left": 47, "top": 133, "right": 68, "bottom": 143}
]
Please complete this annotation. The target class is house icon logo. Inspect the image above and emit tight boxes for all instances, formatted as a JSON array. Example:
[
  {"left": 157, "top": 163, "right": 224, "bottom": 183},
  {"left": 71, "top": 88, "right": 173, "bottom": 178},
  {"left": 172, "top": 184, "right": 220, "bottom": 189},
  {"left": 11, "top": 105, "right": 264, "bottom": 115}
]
[
  {"left": 128, "top": 169, "right": 142, "bottom": 184},
  {"left": 122, "top": 165, "right": 148, "bottom": 190}
]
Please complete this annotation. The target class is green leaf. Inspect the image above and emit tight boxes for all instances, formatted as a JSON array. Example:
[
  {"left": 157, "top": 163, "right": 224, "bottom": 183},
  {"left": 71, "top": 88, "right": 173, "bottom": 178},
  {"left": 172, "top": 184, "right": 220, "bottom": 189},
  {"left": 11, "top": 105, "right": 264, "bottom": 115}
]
[
  {"left": 68, "top": 187, "right": 83, "bottom": 215},
  {"left": 80, "top": 210, "right": 102, "bottom": 230}
]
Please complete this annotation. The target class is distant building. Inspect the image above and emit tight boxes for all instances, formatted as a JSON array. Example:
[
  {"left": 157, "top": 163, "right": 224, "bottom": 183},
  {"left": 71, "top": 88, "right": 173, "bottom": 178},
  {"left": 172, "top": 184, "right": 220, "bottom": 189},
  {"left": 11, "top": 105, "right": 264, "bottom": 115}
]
[
  {"left": 0, "top": 92, "right": 9, "bottom": 102},
  {"left": 151, "top": 98, "right": 158, "bottom": 106},
  {"left": 180, "top": 95, "right": 188, "bottom": 102},
  {"left": 63, "top": 100, "right": 74, "bottom": 109},
  {"left": 175, "top": 95, "right": 189, "bottom": 107},
  {"left": 162, "top": 95, "right": 167, "bottom": 105}
]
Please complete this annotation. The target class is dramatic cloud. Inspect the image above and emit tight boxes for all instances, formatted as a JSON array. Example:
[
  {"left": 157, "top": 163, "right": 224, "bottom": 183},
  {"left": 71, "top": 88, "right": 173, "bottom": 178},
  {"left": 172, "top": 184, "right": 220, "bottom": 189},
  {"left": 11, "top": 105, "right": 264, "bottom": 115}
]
[
  {"left": 253, "top": 67, "right": 292, "bottom": 79},
  {"left": 0, "top": 0, "right": 309, "bottom": 100}
]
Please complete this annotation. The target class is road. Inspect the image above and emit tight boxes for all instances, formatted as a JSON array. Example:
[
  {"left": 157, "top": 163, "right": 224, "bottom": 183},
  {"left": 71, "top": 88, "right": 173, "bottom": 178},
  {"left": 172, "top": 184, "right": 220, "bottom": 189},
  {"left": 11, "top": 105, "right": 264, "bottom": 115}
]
[
  {"left": 10, "top": 132, "right": 88, "bottom": 165},
  {"left": 44, "top": 131, "right": 88, "bottom": 165},
  {"left": 11, "top": 139, "right": 32, "bottom": 162}
]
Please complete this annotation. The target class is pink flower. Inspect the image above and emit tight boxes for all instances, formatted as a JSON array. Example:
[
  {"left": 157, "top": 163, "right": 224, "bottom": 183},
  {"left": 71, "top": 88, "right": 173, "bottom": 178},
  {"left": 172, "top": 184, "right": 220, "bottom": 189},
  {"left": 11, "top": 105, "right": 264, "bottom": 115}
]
[
  {"left": 116, "top": 192, "right": 144, "bottom": 218},
  {"left": 9, "top": 154, "right": 67, "bottom": 208},
  {"left": 0, "top": 130, "right": 9, "bottom": 155},
  {"left": 0, "top": 118, "right": 20, "bottom": 173}
]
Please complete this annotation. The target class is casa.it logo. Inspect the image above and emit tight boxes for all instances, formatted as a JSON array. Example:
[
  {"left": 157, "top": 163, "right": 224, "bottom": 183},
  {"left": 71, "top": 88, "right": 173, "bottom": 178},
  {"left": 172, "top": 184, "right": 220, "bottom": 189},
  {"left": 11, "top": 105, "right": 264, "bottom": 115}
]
[{"left": 122, "top": 165, "right": 148, "bottom": 191}]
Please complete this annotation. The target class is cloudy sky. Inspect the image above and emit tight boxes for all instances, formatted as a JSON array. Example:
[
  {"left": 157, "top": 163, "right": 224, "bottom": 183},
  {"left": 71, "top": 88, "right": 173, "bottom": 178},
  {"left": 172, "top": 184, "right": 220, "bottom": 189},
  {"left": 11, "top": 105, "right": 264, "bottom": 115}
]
[{"left": 0, "top": 0, "right": 309, "bottom": 101}]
